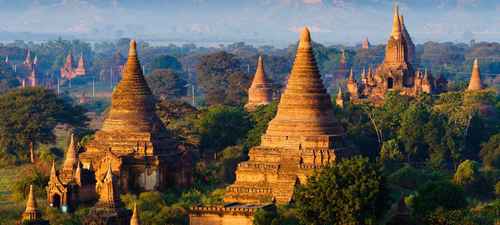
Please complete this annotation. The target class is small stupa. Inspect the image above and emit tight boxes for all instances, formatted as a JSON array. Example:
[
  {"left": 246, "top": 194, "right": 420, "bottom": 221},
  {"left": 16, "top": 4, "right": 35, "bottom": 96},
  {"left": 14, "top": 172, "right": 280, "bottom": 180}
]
[
  {"left": 467, "top": 58, "right": 484, "bottom": 91},
  {"left": 245, "top": 56, "right": 273, "bottom": 111}
]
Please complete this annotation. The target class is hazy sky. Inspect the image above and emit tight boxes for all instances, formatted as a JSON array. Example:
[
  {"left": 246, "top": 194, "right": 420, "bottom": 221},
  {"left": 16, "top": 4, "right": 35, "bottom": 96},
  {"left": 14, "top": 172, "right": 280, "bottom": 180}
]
[{"left": 0, "top": 0, "right": 498, "bottom": 46}]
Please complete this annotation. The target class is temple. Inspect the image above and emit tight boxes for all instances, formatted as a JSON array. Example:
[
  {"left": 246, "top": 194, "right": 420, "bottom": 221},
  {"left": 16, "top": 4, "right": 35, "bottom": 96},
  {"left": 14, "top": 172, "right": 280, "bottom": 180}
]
[
  {"left": 245, "top": 56, "right": 273, "bottom": 111},
  {"left": 47, "top": 40, "right": 192, "bottom": 215},
  {"left": 467, "top": 58, "right": 484, "bottom": 91},
  {"left": 18, "top": 185, "right": 49, "bottom": 225},
  {"left": 46, "top": 134, "right": 96, "bottom": 212},
  {"left": 190, "top": 27, "right": 352, "bottom": 225},
  {"left": 347, "top": 6, "right": 446, "bottom": 105},
  {"left": 79, "top": 40, "right": 192, "bottom": 193},
  {"left": 82, "top": 163, "right": 130, "bottom": 225},
  {"left": 60, "top": 53, "right": 87, "bottom": 80}
]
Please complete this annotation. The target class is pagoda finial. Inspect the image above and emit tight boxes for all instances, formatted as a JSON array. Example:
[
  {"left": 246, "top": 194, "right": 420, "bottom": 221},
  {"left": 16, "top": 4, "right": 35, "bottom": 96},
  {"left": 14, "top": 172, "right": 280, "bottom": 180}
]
[
  {"left": 129, "top": 40, "right": 138, "bottom": 57},
  {"left": 298, "top": 27, "right": 312, "bottom": 49},
  {"left": 22, "top": 185, "right": 41, "bottom": 222},
  {"left": 391, "top": 4, "right": 402, "bottom": 39},
  {"left": 467, "top": 58, "right": 483, "bottom": 91},
  {"left": 348, "top": 68, "right": 355, "bottom": 81},
  {"left": 130, "top": 203, "right": 141, "bottom": 225},
  {"left": 50, "top": 160, "right": 57, "bottom": 178}
]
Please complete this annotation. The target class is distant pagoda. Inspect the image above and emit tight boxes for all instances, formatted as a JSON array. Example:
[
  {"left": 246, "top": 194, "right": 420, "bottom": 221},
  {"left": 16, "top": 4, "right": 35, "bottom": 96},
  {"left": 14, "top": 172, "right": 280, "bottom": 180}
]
[
  {"left": 347, "top": 5, "right": 446, "bottom": 104},
  {"left": 245, "top": 56, "right": 273, "bottom": 111},
  {"left": 60, "top": 53, "right": 87, "bottom": 80},
  {"left": 467, "top": 58, "right": 484, "bottom": 91}
]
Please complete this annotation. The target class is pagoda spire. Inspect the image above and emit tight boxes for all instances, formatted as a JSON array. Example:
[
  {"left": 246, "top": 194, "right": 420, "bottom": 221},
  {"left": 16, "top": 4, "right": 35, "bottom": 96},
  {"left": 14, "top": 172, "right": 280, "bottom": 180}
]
[
  {"left": 245, "top": 55, "right": 273, "bottom": 111},
  {"left": 130, "top": 203, "right": 141, "bottom": 225},
  {"left": 467, "top": 58, "right": 483, "bottom": 91},
  {"left": 97, "top": 162, "right": 120, "bottom": 208},
  {"left": 101, "top": 39, "right": 162, "bottom": 134},
  {"left": 63, "top": 133, "right": 78, "bottom": 172},
  {"left": 263, "top": 27, "right": 342, "bottom": 139},
  {"left": 21, "top": 185, "right": 42, "bottom": 222},
  {"left": 348, "top": 68, "right": 355, "bottom": 81},
  {"left": 391, "top": 5, "right": 402, "bottom": 39}
]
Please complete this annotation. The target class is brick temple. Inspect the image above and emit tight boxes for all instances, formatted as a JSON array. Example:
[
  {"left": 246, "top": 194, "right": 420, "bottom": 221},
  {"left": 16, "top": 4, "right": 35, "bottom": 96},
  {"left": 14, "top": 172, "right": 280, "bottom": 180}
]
[
  {"left": 245, "top": 56, "right": 273, "bottom": 111},
  {"left": 347, "top": 6, "right": 447, "bottom": 104},
  {"left": 47, "top": 40, "right": 193, "bottom": 219},
  {"left": 190, "top": 27, "right": 353, "bottom": 225}
]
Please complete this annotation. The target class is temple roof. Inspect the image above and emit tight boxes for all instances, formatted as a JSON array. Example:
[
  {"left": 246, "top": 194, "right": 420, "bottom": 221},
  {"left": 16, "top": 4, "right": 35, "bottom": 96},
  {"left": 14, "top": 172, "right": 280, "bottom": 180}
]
[
  {"left": 467, "top": 58, "right": 483, "bottom": 91},
  {"left": 100, "top": 40, "right": 164, "bottom": 133},
  {"left": 63, "top": 134, "right": 78, "bottom": 171},
  {"left": 263, "top": 27, "right": 342, "bottom": 137}
]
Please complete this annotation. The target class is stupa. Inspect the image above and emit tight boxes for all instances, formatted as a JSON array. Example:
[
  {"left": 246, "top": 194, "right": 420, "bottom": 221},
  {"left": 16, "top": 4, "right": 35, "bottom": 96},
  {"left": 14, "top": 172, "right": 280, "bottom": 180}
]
[
  {"left": 224, "top": 27, "right": 349, "bottom": 205},
  {"left": 190, "top": 27, "right": 352, "bottom": 225},
  {"left": 245, "top": 56, "right": 273, "bottom": 111},
  {"left": 79, "top": 40, "right": 192, "bottom": 193},
  {"left": 467, "top": 58, "right": 484, "bottom": 91},
  {"left": 19, "top": 185, "right": 49, "bottom": 225}
]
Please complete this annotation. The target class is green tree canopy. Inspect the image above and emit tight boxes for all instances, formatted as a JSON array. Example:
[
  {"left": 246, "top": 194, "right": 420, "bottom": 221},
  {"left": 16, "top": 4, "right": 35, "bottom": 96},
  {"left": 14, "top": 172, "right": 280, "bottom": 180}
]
[
  {"left": 196, "top": 51, "right": 250, "bottom": 106},
  {"left": 412, "top": 181, "right": 467, "bottom": 217},
  {"left": 480, "top": 133, "right": 500, "bottom": 171},
  {"left": 295, "top": 156, "right": 389, "bottom": 225},
  {"left": 146, "top": 69, "right": 187, "bottom": 100},
  {"left": 151, "top": 55, "right": 183, "bottom": 72},
  {"left": 195, "top": 106, "right": 251, "bottom": 153},
  {"left": 0, "top": 88, "right": 88, "bottom": 162}
]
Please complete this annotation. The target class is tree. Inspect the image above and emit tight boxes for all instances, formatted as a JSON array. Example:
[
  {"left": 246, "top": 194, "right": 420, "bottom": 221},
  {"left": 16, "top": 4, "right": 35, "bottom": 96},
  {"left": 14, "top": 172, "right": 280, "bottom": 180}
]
[
  {"left": 146, "top": 69, "right": 187, "bottom": 100},
  {"left": 244, "top": 102, "right": 277, "bottom": 150},
  {"left": 379, "top": 139, "right": 404, "bottom": 165},
  {"left": 151, "top": 55, "right": 183, "bottom": 72},
  {"left": 0, "top": 62, "right": 19, "bottom": 93},
  {"left": 453, "top": 160, "right": 487, "bottom": 195},
  {"left": 412, "top": 181, "right": 467, "bottom": 217},
  {"left": 196, "top": 51, "right": 250, "bottom": 106},
  {"left": 0, "top": 88, "right": 87, "bottom": 163},
  {"left": 195, "top": 106, "right": 251, "bottom": 154},
  {"left": 295, "top": 156, "right": 389, "bottom": 225},
  {"left": 480, "top": 133, "right": 500, "bottom": 170}
]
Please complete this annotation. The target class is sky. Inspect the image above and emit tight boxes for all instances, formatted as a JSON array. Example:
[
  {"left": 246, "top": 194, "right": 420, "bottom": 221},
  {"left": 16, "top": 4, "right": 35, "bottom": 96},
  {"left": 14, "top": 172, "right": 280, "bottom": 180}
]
[{"left": 0, "top": 0, "right": 498, "bottom": 47}]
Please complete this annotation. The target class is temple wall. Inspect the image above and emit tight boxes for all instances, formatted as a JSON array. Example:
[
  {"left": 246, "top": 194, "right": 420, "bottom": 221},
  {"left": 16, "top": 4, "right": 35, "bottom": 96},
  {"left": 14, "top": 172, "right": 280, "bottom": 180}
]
[
  {"left": 189, "top": 213, "right": 254, "bottom": 225},
  {"left": 138, "top": 169, "right": 159, "bottom": 191}
]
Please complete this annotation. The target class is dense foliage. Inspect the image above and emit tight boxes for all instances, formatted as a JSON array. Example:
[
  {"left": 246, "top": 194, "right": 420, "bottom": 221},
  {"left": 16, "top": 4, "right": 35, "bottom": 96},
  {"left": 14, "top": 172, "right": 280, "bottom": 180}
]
[
  {"left": 295, "top": 157, "right": 389, "bottom": 225},
  {"left": 0, "top": 88, "right": 87, "bottom": 163}
]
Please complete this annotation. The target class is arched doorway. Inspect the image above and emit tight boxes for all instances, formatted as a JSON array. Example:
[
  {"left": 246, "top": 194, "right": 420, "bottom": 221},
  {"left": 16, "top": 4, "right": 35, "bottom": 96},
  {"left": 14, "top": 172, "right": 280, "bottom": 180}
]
[
  {"left": 387, "top": 77, "right": 394, "bottom": 89},
  {"left": 51, "top": 194, "right": 61, "bottom": 208}
]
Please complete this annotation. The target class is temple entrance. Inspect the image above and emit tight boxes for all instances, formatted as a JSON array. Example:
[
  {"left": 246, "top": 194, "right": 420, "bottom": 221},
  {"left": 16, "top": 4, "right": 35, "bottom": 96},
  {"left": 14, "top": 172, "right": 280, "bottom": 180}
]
[
  {"left": 387, "top": 77, "right": 394, "bottom": 89},
  {"left": 51, "top": 194, "right": 61, "bottom": 208}
]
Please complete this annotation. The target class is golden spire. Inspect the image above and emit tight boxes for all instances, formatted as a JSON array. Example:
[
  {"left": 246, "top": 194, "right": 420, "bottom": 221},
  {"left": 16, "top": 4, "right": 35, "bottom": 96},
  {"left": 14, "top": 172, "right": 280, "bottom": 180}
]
[
  {"left": 391, "top": 5, "right": 402, "bottom": 39},
  {"left": 467, "top": 58, "right": 483, "bottom": 91},
  {"left": 50, "top": 160, "right": 57, "bottom": 178},
  {"left": 348, "top": 68, "right": 355, "bottom": 81},
  {"left": 263, "top": 26, "right": 342, "bottom": 138},
  {"left": 130, "top": 203, "right": 141, "bottom": 225},
  {"left": 97, "top": 162, "right": 120, "bottom": 208},
  {"left": 22, "top": 185, "right": 41, "bottom": 222},
  {"left": 63, "top": 133, "right": 78, "bottom": 171},
  {"left": 101, "top": 39, "right": 163, "bottom": 134},
  {"left": 337, "top": 87, "right": 343, "bottom": 99}
]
